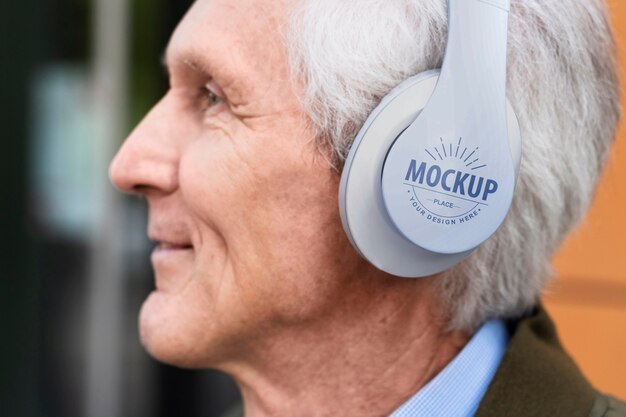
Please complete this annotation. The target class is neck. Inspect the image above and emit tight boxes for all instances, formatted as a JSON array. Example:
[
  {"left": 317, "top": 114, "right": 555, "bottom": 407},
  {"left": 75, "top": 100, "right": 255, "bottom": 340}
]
[{"left": 219, "top": 274, "right": 470, "bottom": 417}]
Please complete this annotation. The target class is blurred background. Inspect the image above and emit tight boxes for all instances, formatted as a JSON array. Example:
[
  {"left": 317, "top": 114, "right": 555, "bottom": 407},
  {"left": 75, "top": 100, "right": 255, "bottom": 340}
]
[
  {"left": 1, "top": 0, "right": 241, "bottom": 416},
  {"left": 0, "top": 0, "right": 624, "bottom": 416}
]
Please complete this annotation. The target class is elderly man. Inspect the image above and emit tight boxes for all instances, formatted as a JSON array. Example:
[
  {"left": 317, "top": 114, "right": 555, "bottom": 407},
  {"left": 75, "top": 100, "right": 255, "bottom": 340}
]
[{"left": 110, "top": 0, "right": 625, "bottom": 416}]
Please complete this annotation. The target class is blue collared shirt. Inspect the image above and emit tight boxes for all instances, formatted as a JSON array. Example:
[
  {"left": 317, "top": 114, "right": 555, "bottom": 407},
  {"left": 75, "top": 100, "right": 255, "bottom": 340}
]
[{"left": 388, "top": 319, "right": 509, "bottom": 417}]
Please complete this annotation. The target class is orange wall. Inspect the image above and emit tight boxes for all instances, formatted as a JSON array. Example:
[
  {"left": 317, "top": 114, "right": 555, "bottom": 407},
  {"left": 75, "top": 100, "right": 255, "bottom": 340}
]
[{"left": 545, "top": 1, "right": 626, "bottom": 399}]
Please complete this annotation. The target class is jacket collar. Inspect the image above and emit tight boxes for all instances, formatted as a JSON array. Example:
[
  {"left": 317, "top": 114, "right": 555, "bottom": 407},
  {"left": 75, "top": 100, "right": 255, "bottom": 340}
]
[{"left": 474, "top": 305, "right": 597, "bottom": 417}]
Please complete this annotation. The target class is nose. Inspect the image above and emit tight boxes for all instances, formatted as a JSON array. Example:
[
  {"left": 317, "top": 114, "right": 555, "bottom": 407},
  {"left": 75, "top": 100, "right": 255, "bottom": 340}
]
[{"left": 109, "top": 97, "right": 179, "bottom": 196}]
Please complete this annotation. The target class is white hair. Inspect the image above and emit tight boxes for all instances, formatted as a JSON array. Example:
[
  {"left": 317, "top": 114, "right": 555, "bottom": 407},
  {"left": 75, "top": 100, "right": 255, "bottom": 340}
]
[{"left": 286, "top": 0, "right": 620, "bottom": 331}]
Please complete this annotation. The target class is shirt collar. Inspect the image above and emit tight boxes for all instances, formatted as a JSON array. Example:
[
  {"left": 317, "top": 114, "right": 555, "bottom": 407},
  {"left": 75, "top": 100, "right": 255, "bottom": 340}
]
[{"left": 388, "top": 319, "right": 509, "bottom": 417}]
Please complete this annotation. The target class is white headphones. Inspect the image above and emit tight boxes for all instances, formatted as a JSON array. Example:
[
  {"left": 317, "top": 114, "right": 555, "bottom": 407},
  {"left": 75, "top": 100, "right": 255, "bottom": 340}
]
[{"left": 339, "top": 0, "right": 521, "bottom": 277}]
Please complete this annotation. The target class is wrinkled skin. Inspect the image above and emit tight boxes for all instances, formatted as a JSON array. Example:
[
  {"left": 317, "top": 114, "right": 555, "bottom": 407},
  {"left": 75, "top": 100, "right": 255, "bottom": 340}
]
[
  {"left": 110, "top": 0, "right": 368, "bottom": 366},
  {"left": 110, "top": 1, "right": 467, "bottom": 416}
]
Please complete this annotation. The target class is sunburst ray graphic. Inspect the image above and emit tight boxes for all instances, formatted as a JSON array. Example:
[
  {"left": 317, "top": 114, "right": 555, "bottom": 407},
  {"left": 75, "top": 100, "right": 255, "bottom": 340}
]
[{"left": 424, "top": 137, "right": 487, "bottom": 171}]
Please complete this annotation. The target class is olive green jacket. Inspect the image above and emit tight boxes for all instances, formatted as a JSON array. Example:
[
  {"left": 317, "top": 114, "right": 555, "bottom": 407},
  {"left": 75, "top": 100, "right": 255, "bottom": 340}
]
[
  {"left": 473, "top": 306, "right": 625, "bottom": 417},
  {"left": 221, "top": 307, "right": 625, "bottom": 417}
]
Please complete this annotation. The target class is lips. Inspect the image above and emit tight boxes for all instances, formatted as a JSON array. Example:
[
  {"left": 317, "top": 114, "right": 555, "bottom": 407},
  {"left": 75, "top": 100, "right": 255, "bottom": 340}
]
[
  {"left": 150, "top": 238, "right": 194, "bottom": 263},
  {"left": 149, "top": 234, "right": 195, "bottom": 292},
  {"left": 149, "top": 229, "right": 194, "bottom": 251},
  {"left": 155, "top": 242, "right": 194, "bottom": 250}
]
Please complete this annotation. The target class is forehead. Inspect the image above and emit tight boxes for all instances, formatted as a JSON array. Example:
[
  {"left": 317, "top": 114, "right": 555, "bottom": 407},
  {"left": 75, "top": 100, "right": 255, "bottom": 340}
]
[{"left": 165, "top": 0, "right": 289, "bottom": 81}]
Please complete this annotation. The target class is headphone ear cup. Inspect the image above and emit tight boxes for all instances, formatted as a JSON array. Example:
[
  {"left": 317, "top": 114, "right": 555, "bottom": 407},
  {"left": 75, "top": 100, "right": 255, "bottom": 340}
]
[{"left": 339, "top": 70, "right": 521, "bottom": 278}]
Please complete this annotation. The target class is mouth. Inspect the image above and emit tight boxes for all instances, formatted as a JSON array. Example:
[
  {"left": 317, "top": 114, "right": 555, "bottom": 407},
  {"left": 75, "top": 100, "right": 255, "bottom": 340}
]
[
  {"left": 150, "top": 238, "right": 195, "bottom": 290},
  {"left": 154, "top": 242, "right": 194, "bottom": 251},
  {"left": 150, "top": 237, "right": 195, "bottom": 265},
  {"left": 149, "top": 240, "right": 194, "bottom": 293}
]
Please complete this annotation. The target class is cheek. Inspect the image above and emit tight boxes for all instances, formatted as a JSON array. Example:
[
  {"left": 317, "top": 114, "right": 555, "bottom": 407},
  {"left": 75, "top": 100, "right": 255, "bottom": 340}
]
[
  {"left": 177, "top": 125, "right": 363, "bottom": 325},
  {"left": 227, "top": 150, "right": 360, "bottom": 319}
]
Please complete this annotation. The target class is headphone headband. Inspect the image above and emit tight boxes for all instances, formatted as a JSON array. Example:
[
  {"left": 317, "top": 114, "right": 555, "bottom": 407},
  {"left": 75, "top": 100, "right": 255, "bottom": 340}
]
[{"left": 439, "top": 0, "right": 510, "bottom": 112}]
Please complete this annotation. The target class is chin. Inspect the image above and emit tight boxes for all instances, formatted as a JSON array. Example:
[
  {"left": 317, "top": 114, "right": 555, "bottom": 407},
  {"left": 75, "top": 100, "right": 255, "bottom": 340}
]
[
  {"left": 137, "top": 289, "right": 238, "bottom": 369},
  {"left": 138, "top": 291, "right": 205, "bottom": 368}
]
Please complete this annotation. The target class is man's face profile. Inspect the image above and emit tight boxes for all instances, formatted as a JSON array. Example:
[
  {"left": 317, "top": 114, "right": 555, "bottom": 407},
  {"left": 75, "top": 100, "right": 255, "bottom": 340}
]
[{"left": 109, "top": 0, "right": 406, "bottom": 368}]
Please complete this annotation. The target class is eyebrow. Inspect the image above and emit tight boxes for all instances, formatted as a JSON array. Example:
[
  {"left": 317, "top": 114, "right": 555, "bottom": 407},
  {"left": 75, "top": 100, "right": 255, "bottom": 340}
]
[
  {"left": 161, "top": 48, "right": 213, "bottom": 77},
  {"left": 161, "top": 44, "right": 245, "bottom": 102}
]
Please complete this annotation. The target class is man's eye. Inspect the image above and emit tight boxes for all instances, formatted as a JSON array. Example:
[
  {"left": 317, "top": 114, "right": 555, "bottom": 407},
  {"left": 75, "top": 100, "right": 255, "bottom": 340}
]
[
  {"left": 200, "top": 81, "right": 223, "bottom": 111},
  {"left": 204, "top": 88, "right": 220, "bottom": 107}
]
